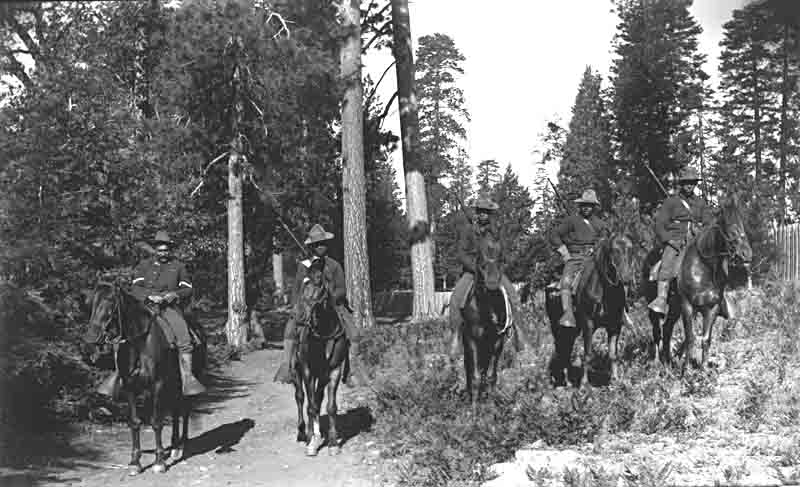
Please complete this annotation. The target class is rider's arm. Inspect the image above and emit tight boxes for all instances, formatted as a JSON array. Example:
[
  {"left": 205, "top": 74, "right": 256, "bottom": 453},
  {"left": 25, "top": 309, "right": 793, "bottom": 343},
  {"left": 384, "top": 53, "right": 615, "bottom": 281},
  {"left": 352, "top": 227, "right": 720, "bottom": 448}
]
[
  {"left": 457, "top": 228, "right": 476, "bottom": 273},
  {"left": 654, "top": 199, "right": 676, "bottom": 244},
  {"left": 130, "top": 260, "right": 151, "bottom": 301},
  {"left": 175, "top": 264, "right": 193, "bottom": 300},
  {"left": 550, "top": 217, "right": 573, "bottom": 258},
  {"left": 329, "top": 260, "right": 347, "bottom": 305}
]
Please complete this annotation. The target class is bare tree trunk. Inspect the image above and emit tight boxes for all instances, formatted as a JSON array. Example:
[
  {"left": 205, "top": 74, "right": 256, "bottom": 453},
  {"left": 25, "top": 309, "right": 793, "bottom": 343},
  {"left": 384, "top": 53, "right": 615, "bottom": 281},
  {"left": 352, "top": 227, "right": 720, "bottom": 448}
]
[
  {"left": 340, "top": 0, "right": 375, "bottom": 329},
  {"left": 779, "top": 20, "right": 790, "bottom": 223},
  {"left": 225, "top": 36, "right": 248, "bottom": 348},
  {"left": 226, "top": 139, "right": 248, "bottom": 348},
  {"left": 391, "top": 0, "right": 436, "bottom": 320},
  {"left": 272, "top": 252, "right": 285, "bottom": 305}
]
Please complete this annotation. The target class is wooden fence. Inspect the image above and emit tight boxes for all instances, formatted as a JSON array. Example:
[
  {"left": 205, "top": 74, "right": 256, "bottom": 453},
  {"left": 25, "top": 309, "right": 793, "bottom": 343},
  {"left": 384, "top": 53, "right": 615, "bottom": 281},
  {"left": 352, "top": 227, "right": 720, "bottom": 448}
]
[{"left": 774, "top": 223, "right": 800, "bottom": 282}]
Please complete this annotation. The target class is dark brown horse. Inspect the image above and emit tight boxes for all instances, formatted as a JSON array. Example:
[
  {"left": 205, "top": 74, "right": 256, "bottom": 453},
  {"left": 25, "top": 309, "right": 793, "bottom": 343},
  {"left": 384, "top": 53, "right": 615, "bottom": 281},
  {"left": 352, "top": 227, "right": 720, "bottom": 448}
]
[
  {"left": 83, "top": 282, "right": 205, "bottom": 475},
  {"left": 292, "top": 258, "right": 349, "bottom": 456},
  {"left": 546, "top": 234, "right": 634, "bottom": 387},
  {"left": 459, "top": 235, "right": 510, "bottom": 412},
  {"left": 643, "top": 199, "right": 751, "bottom": 368}
]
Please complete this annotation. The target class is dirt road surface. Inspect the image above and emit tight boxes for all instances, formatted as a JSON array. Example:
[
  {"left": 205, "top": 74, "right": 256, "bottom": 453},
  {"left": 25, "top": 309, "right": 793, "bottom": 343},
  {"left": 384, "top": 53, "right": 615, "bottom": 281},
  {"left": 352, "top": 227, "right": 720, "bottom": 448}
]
[{"left": 1, "top": 344, "right": 389, "bottom": 487}]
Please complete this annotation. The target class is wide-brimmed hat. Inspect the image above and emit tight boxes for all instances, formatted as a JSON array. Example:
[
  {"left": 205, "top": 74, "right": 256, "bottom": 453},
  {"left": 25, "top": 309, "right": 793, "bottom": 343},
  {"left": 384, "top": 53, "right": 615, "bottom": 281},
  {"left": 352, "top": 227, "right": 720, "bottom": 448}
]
[
  {"left": 152, "top": 230, "right": 173, "bottom": 246},
  {"left": 471, "top": 195, "right": 499, "bottom": 211},
  {"left": 574, "top": 189, "right": 600, "bottom": 206},
  {"left": 677, "top": 167, "right": 700, "bottom": 183},
  {"left": 304, "top": 224, "right": 335, "bottom": 245}
]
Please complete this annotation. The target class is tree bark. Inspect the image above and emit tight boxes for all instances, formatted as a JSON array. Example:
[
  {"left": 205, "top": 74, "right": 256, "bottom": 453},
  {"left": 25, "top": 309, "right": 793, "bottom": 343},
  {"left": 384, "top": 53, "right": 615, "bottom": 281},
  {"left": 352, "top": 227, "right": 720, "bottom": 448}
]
[
  {"left": 226, "top": 140, "right": 248, "bottom": 348},
  {"left": 391, "top": 0, "right": 436, "bottom": 320},
  {"left": 272, "top": 252, "right": 285, "bottom": 305},
  {"left": 340, "top": 0, "right": 375, "bottom": 329},
  {"left": 779, "top": 20, "right": 789, "bottom": 223}
]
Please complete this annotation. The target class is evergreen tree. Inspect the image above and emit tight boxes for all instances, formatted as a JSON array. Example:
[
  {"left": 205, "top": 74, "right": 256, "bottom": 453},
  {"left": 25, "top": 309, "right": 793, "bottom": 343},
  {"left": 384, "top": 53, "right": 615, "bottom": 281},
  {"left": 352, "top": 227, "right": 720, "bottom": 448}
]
[
  {"left": 475, "top": 158, "right": 501, "bottom": 195},
  {"left": 610, "top": 0, "right": 708, "bottom": 209},
  {"left": 558, "top": 66, "right": 613, "bottom": 208},
  {"left": 492, "top": 164, "right": 534, "bottom": 282}
]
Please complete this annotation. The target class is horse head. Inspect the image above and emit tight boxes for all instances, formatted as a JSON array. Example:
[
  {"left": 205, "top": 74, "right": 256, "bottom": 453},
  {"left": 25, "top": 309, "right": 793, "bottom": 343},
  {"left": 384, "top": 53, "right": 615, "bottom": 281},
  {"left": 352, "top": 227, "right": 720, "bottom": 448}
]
[
  {"left": 83, "top": 281, "right": 123, "bottom": 363},
  {"left": 718, "top": 198, "right": 752, "bottom": 271},
  {"left": 605, "top": 234, "right": 634, "bottom": 288},
  {"left": 300, "top": 259, "right": 336, "bottom": 336},
  {"left": 476, "top": 236, "right": 503, "bottom": 292}
]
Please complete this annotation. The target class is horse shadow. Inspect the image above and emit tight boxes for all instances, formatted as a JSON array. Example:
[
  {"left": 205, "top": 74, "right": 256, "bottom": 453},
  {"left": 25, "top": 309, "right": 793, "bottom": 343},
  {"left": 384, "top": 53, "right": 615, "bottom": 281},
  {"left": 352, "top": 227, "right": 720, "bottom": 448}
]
[
  {"left": 181, "top": 418, "right": 256, "bottom": 459},
  {"left": 318, "top": 406, "right": 373, "bottom": 446}
]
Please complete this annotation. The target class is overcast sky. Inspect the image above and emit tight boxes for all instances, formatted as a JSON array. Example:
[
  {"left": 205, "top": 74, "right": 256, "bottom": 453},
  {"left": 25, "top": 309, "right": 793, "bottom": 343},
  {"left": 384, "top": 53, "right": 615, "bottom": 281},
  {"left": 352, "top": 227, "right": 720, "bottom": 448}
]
[{"left": 363, "top": 0, "right": 751, "bottom": 204}]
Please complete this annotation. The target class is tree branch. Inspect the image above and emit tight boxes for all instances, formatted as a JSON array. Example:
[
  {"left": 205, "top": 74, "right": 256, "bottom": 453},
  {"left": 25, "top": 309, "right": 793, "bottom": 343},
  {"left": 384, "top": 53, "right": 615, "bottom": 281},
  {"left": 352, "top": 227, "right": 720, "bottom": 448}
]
[
  {"left": 363, "top": 20, "right": 391, "bottom": 52},
  {"left": 377, "top": 91, "right": 398, "bottom": 130},
  {"left": 362, "top": 2, "right": 391, "bottom": 33},
  {"left": 366, "top": 60, "right": 396, "bottom": 106},
  {"left": 1, "top": 52, "right": 34, "bottom": 90}
]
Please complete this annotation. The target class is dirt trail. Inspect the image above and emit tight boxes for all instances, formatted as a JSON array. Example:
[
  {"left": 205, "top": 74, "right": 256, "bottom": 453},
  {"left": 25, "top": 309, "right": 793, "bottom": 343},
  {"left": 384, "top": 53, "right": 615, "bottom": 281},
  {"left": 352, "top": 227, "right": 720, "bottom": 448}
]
[{"left": 2, "top": 345, "right": 387, "bottom": 487}]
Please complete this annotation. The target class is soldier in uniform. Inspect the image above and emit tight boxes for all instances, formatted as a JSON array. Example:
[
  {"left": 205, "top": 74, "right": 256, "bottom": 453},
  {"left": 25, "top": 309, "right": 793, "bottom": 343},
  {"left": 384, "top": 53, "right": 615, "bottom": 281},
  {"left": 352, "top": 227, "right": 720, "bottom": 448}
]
[
  {"left": 97, "top": 230, "right": 206, "bottom": 397},
  {"left": 274, "top": 224, "right": 367, "bottom": 386},
  {"left": 448, "top": 195, "right": 533, "bottom": 357},
  {"left": 648, "top": 167, "right": 725, "bottom": 316},
  {"left": 550, "top": 189, "right": 608, "bottom": 328}
]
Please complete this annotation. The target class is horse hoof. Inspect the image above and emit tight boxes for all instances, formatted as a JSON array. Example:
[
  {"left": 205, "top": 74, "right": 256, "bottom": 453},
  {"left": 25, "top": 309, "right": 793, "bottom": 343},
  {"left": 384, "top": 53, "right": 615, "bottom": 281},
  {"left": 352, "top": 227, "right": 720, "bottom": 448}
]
[
  {"left": 170, "top": 448, "right": 183, "bottom": 462},
  {"left": 128, "top": 465, "right": 142, "bottom": 476},
  {"left": 306, "top": 437, "right": 323, "bottom": 456},
  {"left": 297, "top": 432, "right": 308, "bottom": 443},
  {"left": 328, "top": 445, "right": 341, "bottom": 456},
  {"left": 152, "top": 462, "right": 167, "bottom": 474}
]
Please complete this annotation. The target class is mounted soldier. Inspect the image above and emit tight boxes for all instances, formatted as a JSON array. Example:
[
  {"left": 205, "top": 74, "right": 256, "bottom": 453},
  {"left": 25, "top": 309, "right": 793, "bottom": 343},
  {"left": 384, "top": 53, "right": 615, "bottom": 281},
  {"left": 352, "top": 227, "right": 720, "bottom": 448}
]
[
  {"left": 97, "top": 230, "right": 206, "bottom": 397},
  {"left": 550, "top": 189, "right": 609, "bottom": 328},
  {"left": 648, "top": 167, "right": 723, "bottom": 317},
  {"left": 274, "top": 224, "right": 367, "bottom": 386},
  {"left": 448, "top": 195, "right": 533, "bottom": 357}
]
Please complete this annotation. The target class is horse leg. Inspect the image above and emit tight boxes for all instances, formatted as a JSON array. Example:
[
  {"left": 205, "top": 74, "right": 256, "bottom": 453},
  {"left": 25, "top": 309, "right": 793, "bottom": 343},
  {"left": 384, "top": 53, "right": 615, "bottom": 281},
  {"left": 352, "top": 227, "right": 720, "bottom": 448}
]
[
  {"left": 608, "top": 326, "right": 620, "bottom": 382},
  {"left": 650, "top": 311, "right": 663, "bottom": 364},
  {"left": 306, "top": 376, "right": 324, "bottom": 456},
  {"left": 463, "top": 336, "right": 480, "bottom": 415},
  {"left": 580, "top": 316, "right": 594, "bottom": 389},
  {"left": 294, "top": 374, "right": 307, "bottom": 443},
  {"left": 681, "top": 301, "right": 700, "bottom": 369},
  {"left": 152, "top": 382, "right": 167, "bottom": 473},
  {"left": 660, "top": 311, "right": 679, "bottom": 367},
  {"left": 170, "top": 401, "right": 181, "bottom": 463},
  {"left": 126, "top": 391, "right": 143, "bottom": 476},
  {"left": 700, "top": 305, "right": 718, "bottom": 368},
  {"left": 326, "top": 363, "right": 343, "bottom": 455},
  {"left": 487, "top": 335, "right": 504, "bottom": 395}
]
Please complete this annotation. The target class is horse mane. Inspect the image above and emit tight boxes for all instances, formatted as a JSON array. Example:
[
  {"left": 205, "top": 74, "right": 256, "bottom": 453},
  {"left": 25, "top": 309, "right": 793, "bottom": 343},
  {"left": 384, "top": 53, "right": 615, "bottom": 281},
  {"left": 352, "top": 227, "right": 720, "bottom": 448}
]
[{"left": 695, "top": 199, "right": 742, "bottom": 258}]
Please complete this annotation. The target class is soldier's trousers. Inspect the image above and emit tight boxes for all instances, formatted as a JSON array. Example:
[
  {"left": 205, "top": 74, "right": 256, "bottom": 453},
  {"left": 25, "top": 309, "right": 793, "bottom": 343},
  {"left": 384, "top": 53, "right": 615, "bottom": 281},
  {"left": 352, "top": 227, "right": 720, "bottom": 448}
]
[
  {"left": 158, "top": 307, "right": 193, "bottom": 353},
  {"left": 657, "top": 241, "right": 685, "bottom": 281}
]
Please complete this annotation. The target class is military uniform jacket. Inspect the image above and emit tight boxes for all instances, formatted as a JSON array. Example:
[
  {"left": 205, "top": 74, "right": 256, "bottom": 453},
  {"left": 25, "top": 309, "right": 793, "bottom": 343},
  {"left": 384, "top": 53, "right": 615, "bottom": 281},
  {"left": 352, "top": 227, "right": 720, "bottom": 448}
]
[
  {"left": 550, "top": 214, "right": 607, "bottom": 255},
  {"left": 457, "top": 222, "right": 502, "bottom": 275},
  {"left": 131, "top": 257, "right": 193, "bottom": 302},
  {"left": 292, "top": 256, "right": 347, "bottom": 307},
  {"left": 654, "top": 196, "right": 711, "bottom": 245}
]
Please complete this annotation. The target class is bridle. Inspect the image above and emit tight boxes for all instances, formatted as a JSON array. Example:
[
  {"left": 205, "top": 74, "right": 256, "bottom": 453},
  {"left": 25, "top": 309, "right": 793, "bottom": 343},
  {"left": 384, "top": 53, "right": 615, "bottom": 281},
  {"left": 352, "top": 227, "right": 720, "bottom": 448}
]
[{"left": 91, "top": 283, "right": 126, "bottom": 348}]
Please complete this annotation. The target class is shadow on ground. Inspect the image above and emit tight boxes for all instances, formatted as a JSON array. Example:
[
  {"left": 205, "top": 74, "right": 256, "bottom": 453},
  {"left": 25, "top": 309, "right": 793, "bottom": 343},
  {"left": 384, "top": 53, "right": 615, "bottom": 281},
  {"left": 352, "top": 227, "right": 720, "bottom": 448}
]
[
  {"left": 319, "top": 406, "right": 374, "bottom": 446},
  {"left": 182, "top": 418, "right": 255, "bottom": 459},
  {"left": 0, "top": 422, "right": 104, "bottom": 486}
]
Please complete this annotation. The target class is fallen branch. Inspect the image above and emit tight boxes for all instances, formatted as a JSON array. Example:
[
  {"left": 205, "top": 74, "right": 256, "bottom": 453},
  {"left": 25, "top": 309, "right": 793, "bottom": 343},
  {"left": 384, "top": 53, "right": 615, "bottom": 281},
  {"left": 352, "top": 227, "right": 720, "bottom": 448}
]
[{"left": 190, "top": 151, "right": 229, "bottom": 197}]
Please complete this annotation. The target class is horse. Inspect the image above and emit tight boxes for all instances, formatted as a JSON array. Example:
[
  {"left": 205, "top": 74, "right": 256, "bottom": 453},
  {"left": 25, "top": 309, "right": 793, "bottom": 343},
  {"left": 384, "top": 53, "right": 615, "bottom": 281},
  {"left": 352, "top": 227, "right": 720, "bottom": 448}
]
[
  {"left": 643, "top": 198, "right": 751, "bottom": 368},
  {"left": 292, "top": 258, "right": 349, "bottom": 457},
  {"left": 83, "top": 281, "right": 206, "bottom": 475},
  {"left": 459, "top": 235, "right": 511, "bottom": 412},
  {"left": 545, "top": 234, "right": 634, "bottom": 388}
]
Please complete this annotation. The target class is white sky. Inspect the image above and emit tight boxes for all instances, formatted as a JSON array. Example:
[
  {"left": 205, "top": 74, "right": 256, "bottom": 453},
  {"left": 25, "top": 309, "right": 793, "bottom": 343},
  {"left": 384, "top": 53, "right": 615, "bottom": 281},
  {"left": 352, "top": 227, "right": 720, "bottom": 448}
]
[{"left": 363, "top": 0, "right": 751, "bottom": 204}]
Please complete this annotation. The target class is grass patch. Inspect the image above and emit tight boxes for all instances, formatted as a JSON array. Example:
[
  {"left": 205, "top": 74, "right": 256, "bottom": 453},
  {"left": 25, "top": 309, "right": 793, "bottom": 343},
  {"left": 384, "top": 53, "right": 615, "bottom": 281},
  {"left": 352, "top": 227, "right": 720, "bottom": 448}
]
[{"left": 359, "top": 282, "right": 800, "bottom": 486}]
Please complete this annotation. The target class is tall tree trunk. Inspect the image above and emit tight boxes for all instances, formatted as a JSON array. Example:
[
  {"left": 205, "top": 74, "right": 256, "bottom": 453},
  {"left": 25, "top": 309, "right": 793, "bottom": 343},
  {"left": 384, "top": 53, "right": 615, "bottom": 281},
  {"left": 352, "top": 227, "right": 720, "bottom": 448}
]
[
  {"left": 779, "top": 20, "right": 790, "bottom": 223},
  {"left": 225, "top": 36, "right": 248, "bottom": 348},
  {"left": 272, "top": 251, "right": 285, "bottom": 305},
  {"left": 340, "top": 0, "right": 375, "bottom": 329},
  {"left": 226, "top": 138, "right": 248, "bottom": 347},
  {"left": 391, "top": 0, "right": 436, "bottom": 320}
]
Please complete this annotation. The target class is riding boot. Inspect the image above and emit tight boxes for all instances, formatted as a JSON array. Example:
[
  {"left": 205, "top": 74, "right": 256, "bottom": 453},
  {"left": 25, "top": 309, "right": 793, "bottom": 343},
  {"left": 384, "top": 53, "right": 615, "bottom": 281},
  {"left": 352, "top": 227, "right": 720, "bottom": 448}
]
[
  {"left": 648, "top": 280, "right": 670, "bottom": 315},
  {"left": 97, "top": 371, "right": 120, "bottom": 398},
  {"left": 559, "top": 290, "right": 576, "bottom": 328},
  {"left": 273, "top": 338, "right": 296, "bottom": 384},
  {"left": 179, "top": 352, "right": 206, "bottom": 396},
  {"left": 449, "top": 326, "right": 462, "bottom": 357}
]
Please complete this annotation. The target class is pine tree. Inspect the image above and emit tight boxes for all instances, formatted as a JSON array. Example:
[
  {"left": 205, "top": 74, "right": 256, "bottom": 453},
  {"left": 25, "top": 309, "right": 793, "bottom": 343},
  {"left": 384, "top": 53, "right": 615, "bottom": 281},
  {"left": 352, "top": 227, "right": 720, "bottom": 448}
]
[
  {"left": 491, "top": 164, "right": 534, "bottom": 282},
  {"left": 611, "top": 0, "right": 708, "bottom": 208},
  {"left": 475, "top": 159, "right": 501, "bottom": 195},
  {"left": 558, "top": 66, "right": 613, "bottom": 208},
  {"left": 415, "top": 33, "right": 470, "bottom": 218}
]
